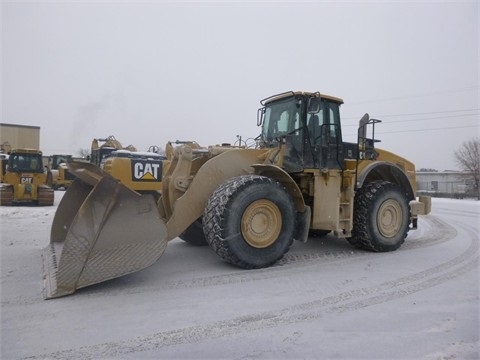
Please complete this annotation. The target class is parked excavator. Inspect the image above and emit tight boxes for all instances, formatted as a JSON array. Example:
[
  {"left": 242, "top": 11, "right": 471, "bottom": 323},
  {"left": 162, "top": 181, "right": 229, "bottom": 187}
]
[
  {"left": 89, "top": 135, "right": 137, "bottom": 166},
  {"left": 42, "top": 91, "right": 431, "bottom": 299},
  {"left": 44, "top": 134, "right": 136, "bottom": 190}
]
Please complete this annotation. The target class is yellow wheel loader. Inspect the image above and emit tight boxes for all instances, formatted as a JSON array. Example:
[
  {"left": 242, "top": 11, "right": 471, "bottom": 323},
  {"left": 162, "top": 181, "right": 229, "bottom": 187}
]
[
  {"left": 42, "top": 91, "right": 431, "bottom": 299},
  {"left": 46, "top": 154, "right": 76, "bottom": 190},
  {"left": 0, "top": 148, "right": 54, "bottom": 206}
]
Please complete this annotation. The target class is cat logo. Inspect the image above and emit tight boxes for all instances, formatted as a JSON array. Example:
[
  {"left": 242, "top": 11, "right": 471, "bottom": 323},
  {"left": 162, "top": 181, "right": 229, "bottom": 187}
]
[{"left": 131, "top": 160, "right": 162, "bottom": 182}]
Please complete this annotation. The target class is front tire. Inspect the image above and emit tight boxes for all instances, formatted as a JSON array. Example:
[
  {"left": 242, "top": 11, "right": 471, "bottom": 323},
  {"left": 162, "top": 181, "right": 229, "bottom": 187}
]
[
  {"left": 348, "top": 181, "right": 410, "bottom": 252},
  {"left": 203, "top": 175, "right": 295, "bottom": 269}
]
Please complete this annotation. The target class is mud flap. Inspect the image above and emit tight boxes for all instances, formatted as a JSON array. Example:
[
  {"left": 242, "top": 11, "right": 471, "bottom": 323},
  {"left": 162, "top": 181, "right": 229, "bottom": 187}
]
[{"left": 42, "top": 170, "right": 167, "bottom": 299}]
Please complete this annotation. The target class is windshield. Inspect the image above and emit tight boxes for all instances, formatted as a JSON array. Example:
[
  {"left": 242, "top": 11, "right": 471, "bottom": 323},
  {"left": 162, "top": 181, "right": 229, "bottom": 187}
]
[
  {"left": 8, "top": 153, "right": 44, "bottom": 173},
  {"left": 52, "top": 155, "right": 72, "bottom": 169},
  {"left": 261, "top": 97, "right": 302, "bottom": 145}
]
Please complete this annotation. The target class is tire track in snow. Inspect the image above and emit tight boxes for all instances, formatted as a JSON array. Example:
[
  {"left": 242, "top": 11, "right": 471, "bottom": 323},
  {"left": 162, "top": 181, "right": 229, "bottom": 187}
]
[
  {"left": 23, "top": 220, "right": 478, "bottom": 360},
  {"left": 86, "top": 215, "right": 458, "bottom": 295},
  {"left": 0, "top": 215, "right": 457, "bottom": 305}
]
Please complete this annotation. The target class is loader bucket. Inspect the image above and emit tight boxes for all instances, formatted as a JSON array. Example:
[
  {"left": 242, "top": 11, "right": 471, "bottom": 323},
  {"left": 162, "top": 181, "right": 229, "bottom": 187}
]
[{"left": 42, "top": 162, "right": 168, "bottom": 299}]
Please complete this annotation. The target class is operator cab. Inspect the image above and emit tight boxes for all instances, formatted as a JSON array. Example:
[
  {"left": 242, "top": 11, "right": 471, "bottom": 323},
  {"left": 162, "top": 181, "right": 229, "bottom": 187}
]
[
  {"left": 8, "top": 151, "right": 44, "bottom": 173},
  {"left": 50, "top": 155, "right": 72, "bottom": 170},
  {"left": 258, "top": 91, "right": 344, "bottom": 172}
]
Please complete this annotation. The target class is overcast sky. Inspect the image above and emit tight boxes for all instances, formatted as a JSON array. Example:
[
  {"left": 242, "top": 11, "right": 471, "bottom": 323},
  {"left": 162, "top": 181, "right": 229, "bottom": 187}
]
[{"left": 2, "top": 1, "right": 478, "bottom": 170}]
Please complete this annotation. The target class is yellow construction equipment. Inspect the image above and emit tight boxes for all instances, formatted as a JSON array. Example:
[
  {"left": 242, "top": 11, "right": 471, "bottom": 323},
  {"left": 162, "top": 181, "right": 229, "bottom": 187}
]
[
  {"left": 101, "top": 149, "right": 166, "bottom": 194},
  {"left": 0, "top": 148, "right": 54, "bottom": 206},
  {"left": 45, "top": 154, "right": 76, "bottom": 190},
  {"left": 42, "top": 91, "right": 431, "bottom": 299},
  {"left": 89, "top": 135, "right": 137, "bottom": 166}
]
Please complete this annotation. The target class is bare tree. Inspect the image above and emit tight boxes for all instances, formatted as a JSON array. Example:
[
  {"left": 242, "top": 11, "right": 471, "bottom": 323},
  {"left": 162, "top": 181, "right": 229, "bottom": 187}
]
[
  {"left": 77, "top": 148, "right": 90, "bottom": 159},
  {"left": 454, "top": 137, "right": 480, "bottom": 200}
]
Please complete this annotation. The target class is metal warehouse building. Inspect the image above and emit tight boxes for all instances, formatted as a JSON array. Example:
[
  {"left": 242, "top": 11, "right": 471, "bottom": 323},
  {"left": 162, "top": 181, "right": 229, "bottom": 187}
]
[
  {"left": 416, "top": 170, "right": 474, "bottom": 198},
  {"left": 0, "top": 123, "right": 40, "bottom": 152}
]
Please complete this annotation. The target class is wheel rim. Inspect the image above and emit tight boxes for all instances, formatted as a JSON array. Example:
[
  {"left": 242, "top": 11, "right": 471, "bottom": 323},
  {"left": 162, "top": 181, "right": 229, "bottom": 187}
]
[
  {"left": 241, "top": 199, "right": 282, "bottom": 248},
  {"left": 377, "top": 199, "right": 403, "bottom": 238}
]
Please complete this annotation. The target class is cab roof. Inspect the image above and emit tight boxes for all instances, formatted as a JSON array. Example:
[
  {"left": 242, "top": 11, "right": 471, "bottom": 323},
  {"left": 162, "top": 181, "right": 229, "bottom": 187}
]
[
  {"left": 260, "top": 91, "right": 344, "bottom": 106},
  {"left": 9, "top": 148, "right": 43, "bottom": 155}
]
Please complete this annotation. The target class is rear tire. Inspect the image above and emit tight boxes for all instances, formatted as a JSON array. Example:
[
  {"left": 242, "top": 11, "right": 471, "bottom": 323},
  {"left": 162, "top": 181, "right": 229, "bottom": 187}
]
[
  {"left": 348, "top": 181, "right": 410, "bottom": 252},
  {"left": 179, "top": 218, "right": 208, "bottom": 246},
  {"left": 203, "top": 175, "right": 295, "bottom": 269},
  {"left": 0, "top": 185, "right": 13, "bottom": 206}
]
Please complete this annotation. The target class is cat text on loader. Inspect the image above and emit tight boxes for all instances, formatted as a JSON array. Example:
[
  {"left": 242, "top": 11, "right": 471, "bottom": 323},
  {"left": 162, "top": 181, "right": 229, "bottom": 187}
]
[
  {"left": 85, "top": 136, "right": 166, "bottom": 193},
  {"left": 0, "top": 148, "right": 54, "bottom": 206},
  {"left": 42, "top": 91, "right": 431, "bottom": 299},
  {"left": 100, "top": 147, "right": 166, "bottom": 194}
]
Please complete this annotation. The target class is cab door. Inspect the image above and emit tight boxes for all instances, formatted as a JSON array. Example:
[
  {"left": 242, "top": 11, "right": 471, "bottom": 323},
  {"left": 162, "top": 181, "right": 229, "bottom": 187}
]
[{"left": 306, "top": 99, "right": 343, "bottom": 170}]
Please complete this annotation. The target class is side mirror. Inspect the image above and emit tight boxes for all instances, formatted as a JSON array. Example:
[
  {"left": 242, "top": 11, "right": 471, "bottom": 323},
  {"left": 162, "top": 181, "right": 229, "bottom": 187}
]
[
  {"left": 307, "top": 98, "right": 321, "bottom": 114},
  {"left": 358, "top": 113, "right": 370, "bottom": 143},
  {"left": 257, "top": 107, "right": 265, "bottom": 126}
]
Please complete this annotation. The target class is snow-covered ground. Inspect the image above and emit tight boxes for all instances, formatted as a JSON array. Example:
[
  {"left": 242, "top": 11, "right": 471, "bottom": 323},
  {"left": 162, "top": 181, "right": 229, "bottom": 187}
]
[{"left": 1, "top": 194, "right": 479, "bottom": 359}]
